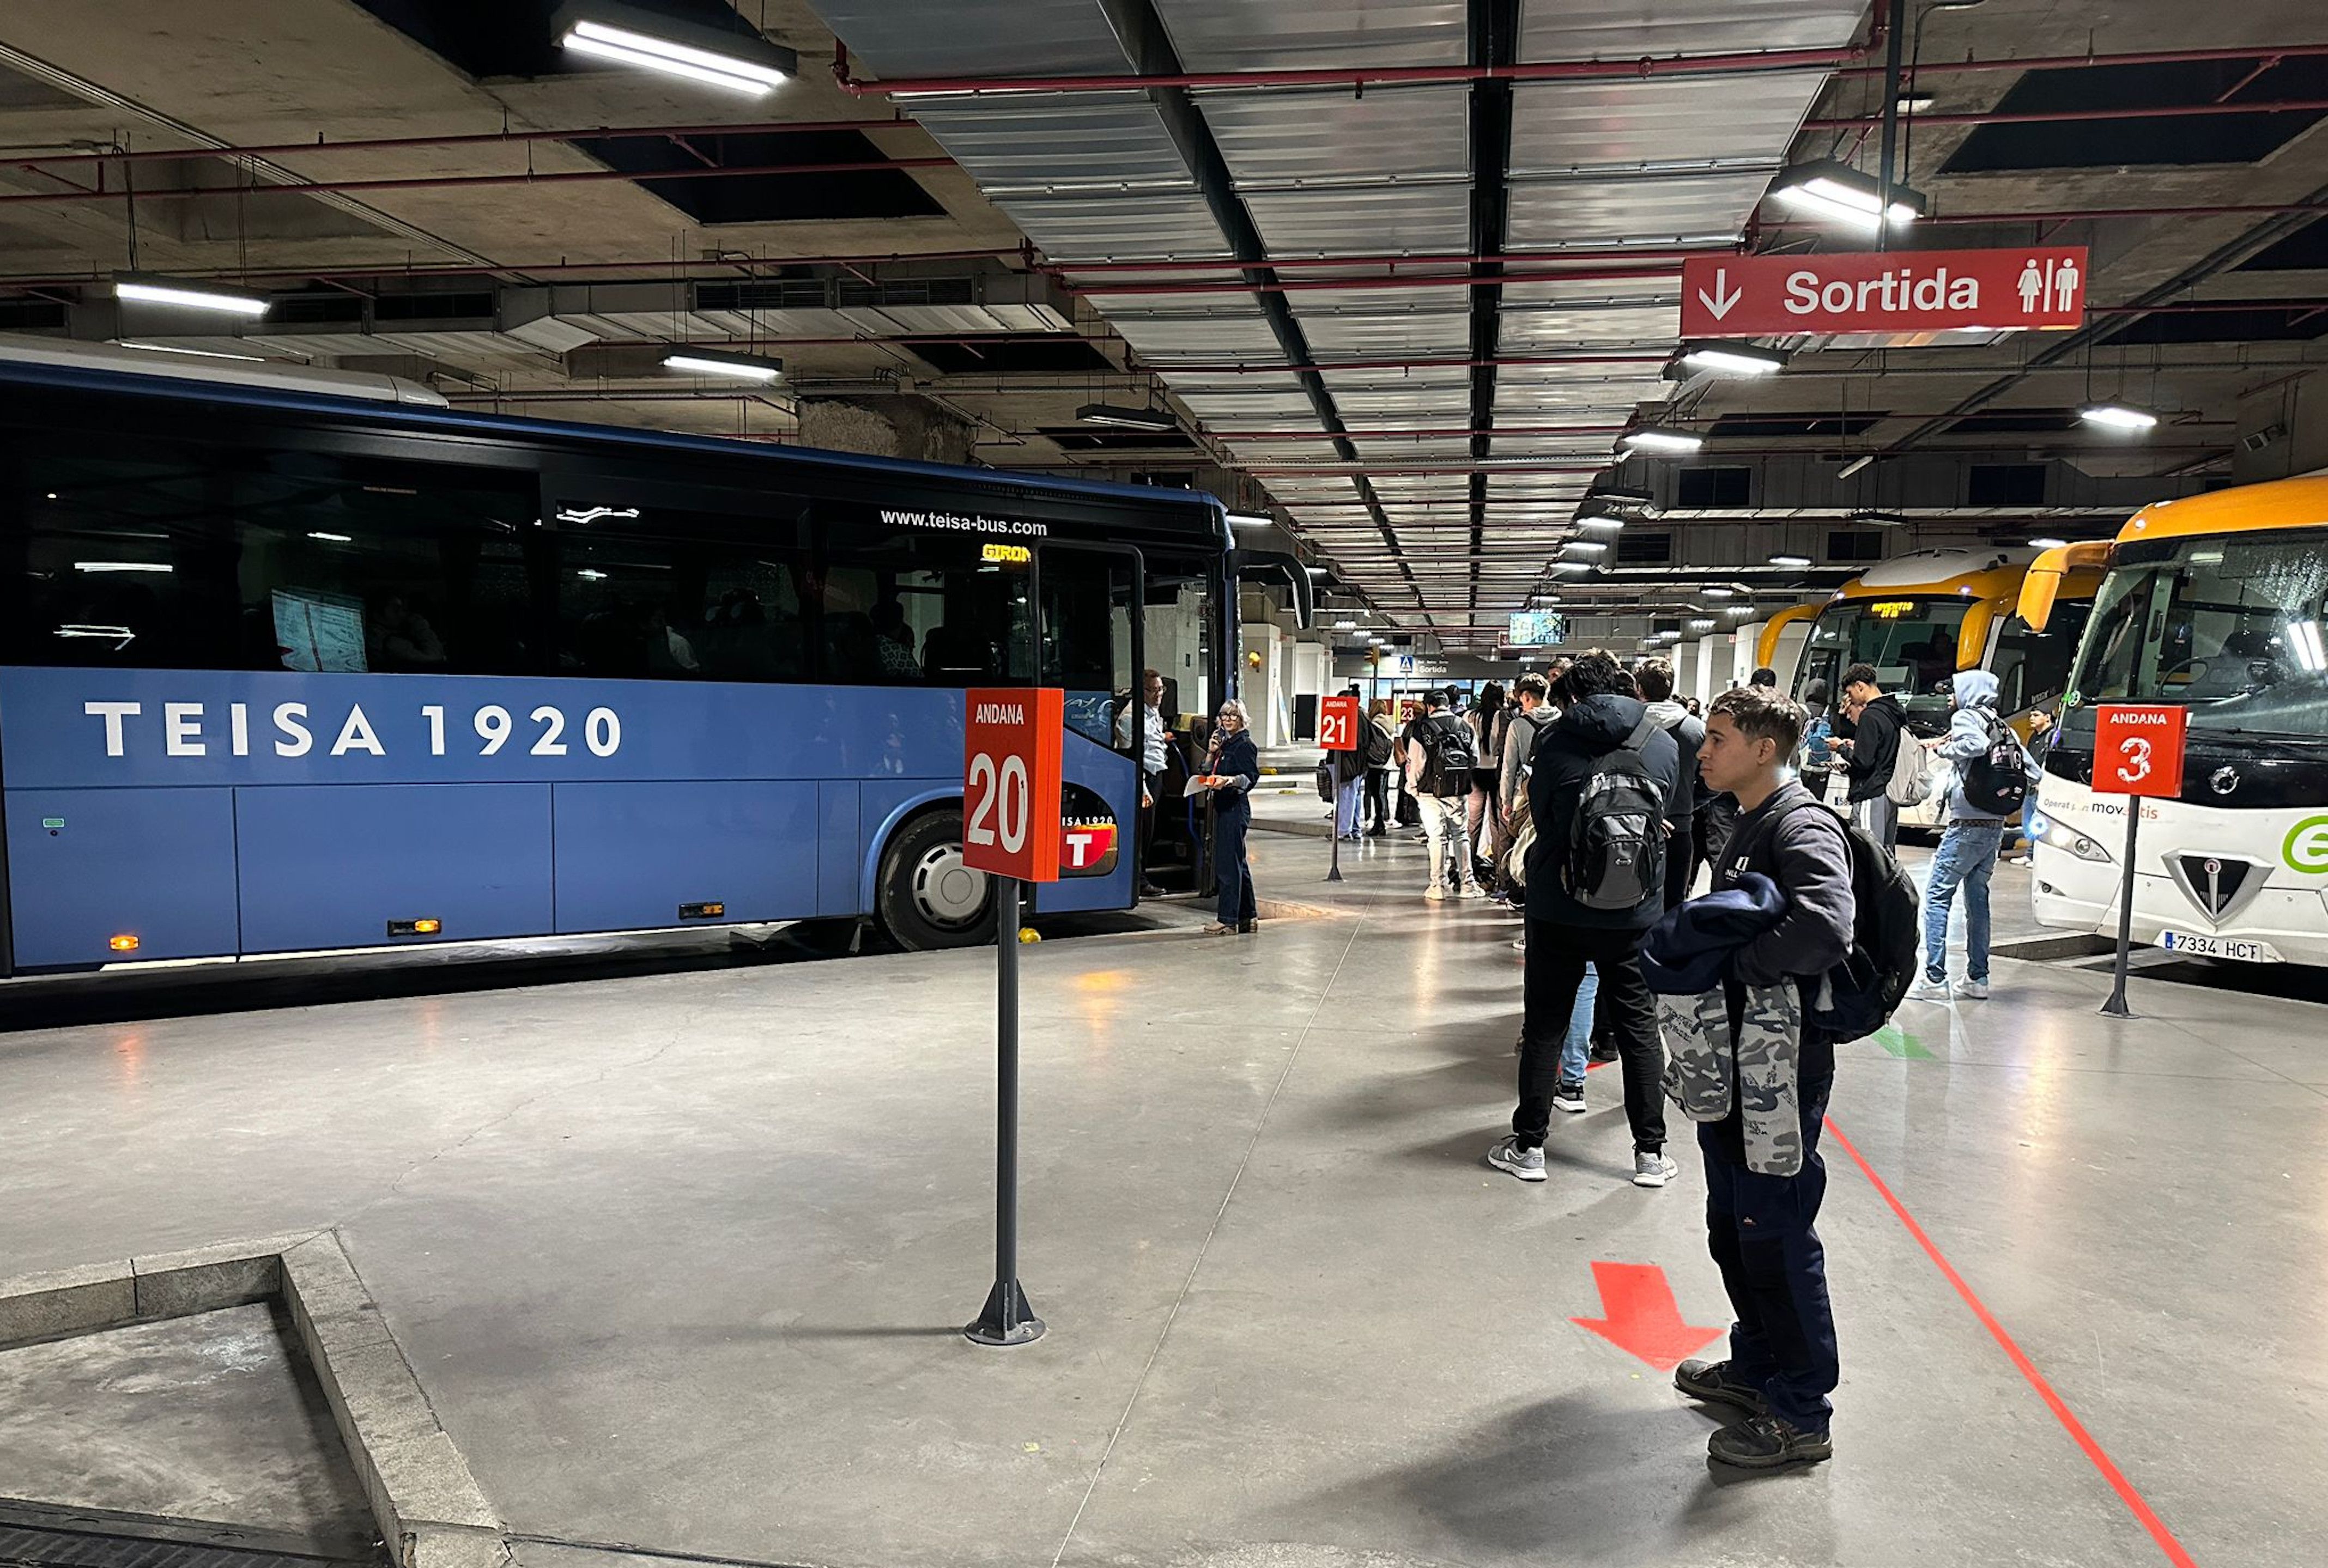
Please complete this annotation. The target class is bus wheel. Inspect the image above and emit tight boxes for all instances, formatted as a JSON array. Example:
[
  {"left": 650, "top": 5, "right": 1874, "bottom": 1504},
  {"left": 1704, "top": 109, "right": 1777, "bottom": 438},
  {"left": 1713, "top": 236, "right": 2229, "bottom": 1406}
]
[{"left": 876, "top": 809, "right": 996, "bottom": 951}]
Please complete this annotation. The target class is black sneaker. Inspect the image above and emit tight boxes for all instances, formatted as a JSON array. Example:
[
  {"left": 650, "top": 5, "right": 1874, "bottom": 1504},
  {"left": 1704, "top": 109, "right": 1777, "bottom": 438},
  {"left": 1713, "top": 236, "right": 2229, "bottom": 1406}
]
[
  {"left": 1673, "top": 1358, "right": 1768, "bottom": 1415},
  {"left": 1707, "top": 1413, "right": 1832, "bottom": 1469},
  {"left": 1588, "top": 1040, "right": 1620, "bottom": 1065}
]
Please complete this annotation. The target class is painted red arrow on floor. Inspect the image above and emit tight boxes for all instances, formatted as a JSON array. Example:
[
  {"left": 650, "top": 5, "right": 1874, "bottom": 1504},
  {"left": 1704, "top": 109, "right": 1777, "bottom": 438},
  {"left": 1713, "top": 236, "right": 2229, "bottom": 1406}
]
[{"left": 1569, "top": 1261, "right": 1724, "bottom": 1371}]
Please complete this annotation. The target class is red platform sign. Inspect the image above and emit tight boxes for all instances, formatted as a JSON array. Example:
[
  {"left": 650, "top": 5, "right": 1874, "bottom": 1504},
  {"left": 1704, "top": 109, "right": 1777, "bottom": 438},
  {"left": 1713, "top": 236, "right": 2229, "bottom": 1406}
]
[
  {"left": 2092, "top": 704, "right": 2188, "bottom": 799},
  {"left": 1318, "top": 693, "right": 1361, "bottom": 752},
  {"left": 964, "top": 688, "right": 1064, "bottom": 882},
  {"left": 1680, "top": 247, "right": 2088, "bottom": 338}
]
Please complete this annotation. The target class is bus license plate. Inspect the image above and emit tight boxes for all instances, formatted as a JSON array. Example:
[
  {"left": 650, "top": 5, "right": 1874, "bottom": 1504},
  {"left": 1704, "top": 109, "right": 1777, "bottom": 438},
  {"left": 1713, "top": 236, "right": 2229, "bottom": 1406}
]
[{"left": 2159, "top": 931, "right": 2283, "bottom": 963}]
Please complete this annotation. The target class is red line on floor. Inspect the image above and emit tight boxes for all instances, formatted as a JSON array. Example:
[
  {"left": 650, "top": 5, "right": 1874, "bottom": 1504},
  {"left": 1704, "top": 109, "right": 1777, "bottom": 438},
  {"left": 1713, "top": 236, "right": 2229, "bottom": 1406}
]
[{"left": 1824, "top": 1116, "right": 2199, "bottom": 1568}]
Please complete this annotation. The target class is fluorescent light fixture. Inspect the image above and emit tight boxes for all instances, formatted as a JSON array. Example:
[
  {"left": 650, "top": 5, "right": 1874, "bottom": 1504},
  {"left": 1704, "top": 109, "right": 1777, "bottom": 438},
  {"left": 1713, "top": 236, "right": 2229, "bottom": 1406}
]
[
  {"left": 1076, "top": 402, "right": 1177, "bottom": 430},
  {"left": 1768, "top": 554, "right": 1812, "bottom": 569},
  {"left": 1616, "top": 424, "right": 1705, "bottom": 455},
  {"left": 113, "top": 272, "right": 270, "bottom": 317},
  {"left": 1366, "top": 634, "right": 1386, "bottom": 644},
  {"left": 1849, "top": 509, "right": 1909, "bottom": 528},
  {"left": 1704, "top": 586, "right": 1735, "bottom": 599},
  {"left": 2029, "top": 536, "right": 2070, "bottom": 550},
  {"left": 1724, "top": 604, "right": 1754, "bottom": 617},
  {"left": 1577, "top": 514, "right": 1627, "bottom": 533},
  {"left": 1675, "top": 342, "right": 1789, "bottom": 377},
  {"left": 2080, "top": 402, "right": 2158, "bottom": 432},
  {"left": 75, "top": 560, "right": 173, "bottom": 573},
  {"left": 1552, "top": 560, "right": 1595, "bottom": 574},
  {"left": 2287, "top": 619, "right": 2327, "bottom": 674},
  {"left": 1563, "top": 539, "right": 1610, "bottom": 555},
  {"left": 1836, "top": 453, "right": 1876, "bottom": 480},
  {"left": 1898, "top": 94, "right": 1937, "bottom": 113},
  {"left": 662, "top": 349, "right": 784, "bottom": 382},
  {"left": 576, "top": 569, "right": 609, "bottom": 581},
  {"left": 1226, "top": 512, "right": 1276, "bottom": 530},
  {"left": 1332, "top": 620, "right": 1357, "bottom": 632},
  {"left": 306, "top": 531, "right": 352, "bottom": 543},
  {"left": 1769, "top": 159, "right": 1924, "bottom": 230},
  {"left": 1688, "top": 618, "right": 1717, "bottom": 631},
  {"left": 554, "top": 3, "right": 797, "bottom": 95},
  {"left": 115, "top": 339, "right": 270, "bottom": 361}
]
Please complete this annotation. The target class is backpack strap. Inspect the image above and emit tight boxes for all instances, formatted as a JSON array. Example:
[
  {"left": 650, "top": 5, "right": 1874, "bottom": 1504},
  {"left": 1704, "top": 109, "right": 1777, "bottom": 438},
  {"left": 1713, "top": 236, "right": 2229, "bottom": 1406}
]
[{"left": 1621, "top": 713, "right": 1659, "bottom": 752}]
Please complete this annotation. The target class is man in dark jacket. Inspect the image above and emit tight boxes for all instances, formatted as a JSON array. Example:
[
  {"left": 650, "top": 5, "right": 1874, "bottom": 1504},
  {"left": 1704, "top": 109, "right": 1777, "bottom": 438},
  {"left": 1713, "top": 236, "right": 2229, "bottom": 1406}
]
[
  {"left": 1834, "top": 661, "right": 1904, "bottom": 851},
  {"left": 1488, "top": 651, "right": 1681, "bottom": 1189},
  {"left": 1671, "top": 684, "right": 1855, "bottom": 1470},
  {"left": 1634, "top": 655, "right": 1703, "bottom": 909}
]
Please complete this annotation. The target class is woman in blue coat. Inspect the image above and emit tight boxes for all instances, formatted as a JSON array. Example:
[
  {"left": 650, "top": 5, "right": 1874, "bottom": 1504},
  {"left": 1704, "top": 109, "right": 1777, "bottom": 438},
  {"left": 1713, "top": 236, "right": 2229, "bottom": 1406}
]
[{"left": 1204, "top": 698, "right": 1261, "bottom": 934}]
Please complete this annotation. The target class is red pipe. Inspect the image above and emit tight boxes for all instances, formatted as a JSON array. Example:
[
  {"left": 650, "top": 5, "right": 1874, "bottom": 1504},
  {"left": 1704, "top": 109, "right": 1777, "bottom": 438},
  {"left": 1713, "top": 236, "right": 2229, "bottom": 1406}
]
[
  {"left": 1045, "top": 245, "right": 1733, "bottom": 275},
  {"left": 1842, "top": 41, "right": 2328, "bottom": 80},
  {"left": 1157, "top": 354, "right": 1668, "bottom": 374},
  {"left": 1763, "top": 200, "right": 2327, "bottom": 230},
  {"left": 832, "top": 42, "right": 1865, "bottom": 97},
  {"left": 1803, "top": 96, "right": 2328, "bottom": 131},
  {"left": 1074, "top": 264, "right": 1683, "bottom": 296},
  {"left": 2, "top": 117, "right": 920, "bottom": 171},
  {"left": 1214, "top": 423, "right": 1629, "bottom": 440},
  {"left": 0, "top": 155, "right": 954, "bottom": 208}
]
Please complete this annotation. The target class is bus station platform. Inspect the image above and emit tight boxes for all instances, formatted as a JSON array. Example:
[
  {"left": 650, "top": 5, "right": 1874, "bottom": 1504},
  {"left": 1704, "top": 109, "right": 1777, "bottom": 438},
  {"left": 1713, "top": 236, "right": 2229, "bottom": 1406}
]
[{"left": 2, "top": 826, "right": 2321, "bottom": 1568}]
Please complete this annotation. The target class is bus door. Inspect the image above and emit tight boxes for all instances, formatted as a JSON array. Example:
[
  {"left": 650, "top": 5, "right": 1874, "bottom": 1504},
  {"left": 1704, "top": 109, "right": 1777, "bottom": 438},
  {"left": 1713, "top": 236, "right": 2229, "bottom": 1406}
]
[{"left": 1032, "top": 542, "right": 1143, "bottom": 915}]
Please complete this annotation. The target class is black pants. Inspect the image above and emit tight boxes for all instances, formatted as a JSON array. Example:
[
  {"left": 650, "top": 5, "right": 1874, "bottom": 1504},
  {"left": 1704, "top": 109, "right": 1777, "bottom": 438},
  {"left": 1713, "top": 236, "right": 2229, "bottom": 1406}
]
[
  {"left": 1365, "top": 769, "right": 1390, "bottom": 830},
  {"left": 1699, "top": 1098, "right": 1838, "bottom": 1432},
  {"left": 1516, "top": 920, "right": 1665, "bottom": 1152},
  {"left": 1213, "top": 804, "right": 1256, "bottom": 926},
  {"left": 1663, "top": 821, "right": 1696, "bottom": 909}
]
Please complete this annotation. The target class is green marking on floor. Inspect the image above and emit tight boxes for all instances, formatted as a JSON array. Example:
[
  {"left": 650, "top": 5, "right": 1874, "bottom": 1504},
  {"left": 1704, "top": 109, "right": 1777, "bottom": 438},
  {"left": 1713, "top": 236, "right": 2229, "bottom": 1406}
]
[{"left": 1872, "top": 1023, "right": 1936, "bottom": 1060}]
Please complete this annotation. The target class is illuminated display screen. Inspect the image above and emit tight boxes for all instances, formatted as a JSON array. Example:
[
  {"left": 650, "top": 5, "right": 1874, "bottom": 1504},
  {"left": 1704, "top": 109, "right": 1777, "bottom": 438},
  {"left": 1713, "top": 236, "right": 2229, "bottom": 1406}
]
[{"left": 1508, "top": 611, "right": 1568, "bottom": 647}]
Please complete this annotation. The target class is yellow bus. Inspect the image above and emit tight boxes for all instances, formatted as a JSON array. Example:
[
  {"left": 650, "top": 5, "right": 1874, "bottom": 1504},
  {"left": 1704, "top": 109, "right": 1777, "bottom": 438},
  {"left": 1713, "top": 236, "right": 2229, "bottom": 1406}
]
[{"left": 2023, "top": 474, "right": 2328, "bottom": 966}]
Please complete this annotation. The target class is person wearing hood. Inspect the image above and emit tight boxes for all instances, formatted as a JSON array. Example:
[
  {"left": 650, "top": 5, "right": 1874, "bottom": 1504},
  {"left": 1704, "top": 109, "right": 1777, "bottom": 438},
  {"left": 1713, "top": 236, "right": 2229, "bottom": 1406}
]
[
  {"left": 1487, "top": 650, "right": 1683, "bottom": 1190},
  {"left": 1832, "top": 661, "right": 1905, "bottom": 851},
  {"left": 1634, "top": 655, "right": 1706, "bottom": 908},
  {"left": 1913, "top": 668, "right": 2014, "bottom": 1000}
]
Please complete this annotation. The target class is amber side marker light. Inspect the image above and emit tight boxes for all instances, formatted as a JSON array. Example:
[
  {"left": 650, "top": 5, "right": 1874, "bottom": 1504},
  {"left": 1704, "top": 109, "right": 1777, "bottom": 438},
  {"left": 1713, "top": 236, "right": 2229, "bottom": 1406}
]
[
  {"left": 109, "top": 933, "right": 141, "bottom": 952},
  {"left": 680, "top": 901, "right": 726, "bottom": 920},
  {"left": 389, "top": 917, "right": 443, "bottom": 937}
]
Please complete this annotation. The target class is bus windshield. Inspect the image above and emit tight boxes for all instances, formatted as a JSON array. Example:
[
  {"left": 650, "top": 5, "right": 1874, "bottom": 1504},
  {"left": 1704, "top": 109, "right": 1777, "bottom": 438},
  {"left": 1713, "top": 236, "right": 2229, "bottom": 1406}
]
[
  {"left": 2069, "top": 527, "right": 2328, "bottom": 739},
  {"left": 1797, "top": 597, "right": 1968, "bottom": 735}
]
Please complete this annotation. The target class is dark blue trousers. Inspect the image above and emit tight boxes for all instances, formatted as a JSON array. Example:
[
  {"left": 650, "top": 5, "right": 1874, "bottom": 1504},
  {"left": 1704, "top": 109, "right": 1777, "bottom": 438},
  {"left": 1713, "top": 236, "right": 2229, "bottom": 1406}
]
[
  {"left": 1214, "top": 805, "right": 1256, "bottom": 926},
  {"left": 1696, "top": 1099, "right": 1838, "bottom": 1433}
]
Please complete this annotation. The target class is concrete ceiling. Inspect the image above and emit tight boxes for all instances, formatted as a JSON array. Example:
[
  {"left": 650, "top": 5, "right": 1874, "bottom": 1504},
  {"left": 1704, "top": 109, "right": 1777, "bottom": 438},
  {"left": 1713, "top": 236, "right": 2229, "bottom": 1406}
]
[{"left": 2, "top": 0, "right": 2324, "bottom": 651}]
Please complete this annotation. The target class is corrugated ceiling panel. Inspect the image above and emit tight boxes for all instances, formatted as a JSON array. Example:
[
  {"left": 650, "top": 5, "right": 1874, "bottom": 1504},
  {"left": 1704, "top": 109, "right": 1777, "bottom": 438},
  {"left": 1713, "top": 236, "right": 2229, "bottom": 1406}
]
[
  {"left": 1197, "top": 86, "right": 1470, "bottom": 187},
  {"left": 1504, "top": 171, "right": 1771, "bottom": 248},
  {"left": 1113, "top": 312, "right": 1287, "bottom": 360},
  {"left": 1156, "top": 0, "right": 1469, "bottom": 69},
  {"left": 1506, "top": 75, "right": 1826, "bottom": 175},
  {"left": 1499, "top": 303, "right": 1679, "bottom": 348},
  {"left": 1175, "top": 389, "right": 1324, "bottom": 424},
  {"left": 1499, "top": 277, "right": 1682, "bottom": 308},
  {"left": 1331, "top": 386, "right": 1475, "bottom": 417},
  {"left": 1245, "top": 184, "right": 1471, "bottom": 257},
  {"left": 1517, "top": 0, "right": 1865, "bottom": 60},
  {"left": 998, "top": 191, "right": 1233, "bottom": 260},
  {"left": 1298, "top": 311, "right": 1471, "bottom": 356},
  {"left": 908, "top": 96, "right": 1194, "bottom": 191},
  {"left": 803, "top": 0, "right": 1127, "bottom": 76}
]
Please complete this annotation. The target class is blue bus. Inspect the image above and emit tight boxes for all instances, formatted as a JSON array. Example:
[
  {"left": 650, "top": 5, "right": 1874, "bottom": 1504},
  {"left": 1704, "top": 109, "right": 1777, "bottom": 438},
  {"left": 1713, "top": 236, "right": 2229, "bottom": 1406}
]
[{"left": 0, "top": 343, "right": 1298, "bottom": 973}]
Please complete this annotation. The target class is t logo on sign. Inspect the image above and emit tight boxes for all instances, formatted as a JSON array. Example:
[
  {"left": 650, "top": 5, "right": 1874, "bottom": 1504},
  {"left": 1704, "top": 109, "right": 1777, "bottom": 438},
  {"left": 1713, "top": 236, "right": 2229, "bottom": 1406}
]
[
  {"left": 1318, "top": 694, "right": 1361, "bottom": 752},
  {"left": 964, "top": 688, "right": 1064, "bottom": 882},
  {"left": 2092, "top": 704, "right": 2188, "bottom": 799}
]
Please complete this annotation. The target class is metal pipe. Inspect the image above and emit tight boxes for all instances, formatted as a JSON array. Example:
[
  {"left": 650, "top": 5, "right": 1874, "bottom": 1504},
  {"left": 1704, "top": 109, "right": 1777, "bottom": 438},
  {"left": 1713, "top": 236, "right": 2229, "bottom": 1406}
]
[
  {"left": 1155, "top": 353, "right": 1668, "bottom": 374},
  {"left": 831, "top": 41, "right": 1865, "bottom": 97},
  {"left": 2, "top": 117, "right": 920, "bottom": 171},
  {"left": 1802, "top": 96, "right": 2328, "bottom": 131},
  {"left": 0, "top": 154, "right": 954, "bottom": 208},
  {"left": 1839, "top": 40, "right": 2328, "bottom": 79},
  {"left": 0, "top": 246, "right": 1027, "bottom": 292},
  {"left": 1762, "top": 199, "right": 2327, "bottom": 230},
  {"left": 1213, "top": 423, "right": 1629, "bottom": 440},
  {"left": 1046, "top": 245, "right": 1732, "bottom": 274},
  {"left": 1073, "top": 263, "right": 1683, "bottom": 296}
]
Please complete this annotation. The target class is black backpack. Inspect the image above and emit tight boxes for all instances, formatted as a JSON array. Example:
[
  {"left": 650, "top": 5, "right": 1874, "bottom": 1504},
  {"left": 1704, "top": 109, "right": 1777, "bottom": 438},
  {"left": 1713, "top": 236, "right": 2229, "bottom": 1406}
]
[
  {"left": 1358, "top": 718, "right": 1394, "bottom": 769},
  {"left": 1958, "top": 713, "right": 2029, "bottom": 818},
  {"left": 1420, "top": 713, "right": 1477, "bottom": 795},
  {"left": 1765, "top": 801, "right": 1919, "bottom": 1043},
  {"left": 1560, "top": 715, "right": 1666, "bottom": 911}
]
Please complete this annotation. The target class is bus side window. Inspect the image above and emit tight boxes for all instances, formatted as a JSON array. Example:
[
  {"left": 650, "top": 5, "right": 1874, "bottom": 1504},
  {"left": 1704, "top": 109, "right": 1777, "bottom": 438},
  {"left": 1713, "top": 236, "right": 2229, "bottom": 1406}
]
[
  {"left": 553, "top": 498, "right": 810, "bottom": 682},
  {"left": 819, "top": 517, "right": 1032, "bottom": 686}
]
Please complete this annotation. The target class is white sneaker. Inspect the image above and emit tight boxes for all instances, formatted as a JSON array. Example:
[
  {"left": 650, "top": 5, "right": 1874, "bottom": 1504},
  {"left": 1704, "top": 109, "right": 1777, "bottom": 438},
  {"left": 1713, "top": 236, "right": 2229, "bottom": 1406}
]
[
  {"left": 1552, "top": 1083, "right": 1587, "bottom": 1114},
  {"left": 1907, "top": 976, "right": 1951, "bottom": 1002},
  {"left": 1458, "top": 884, "right": 1488, "bottom": 900},
  {"left": 1959, "top": 979, "right": 1991, "bottom": 999},
  {"left": 1633, "top": 1151, "right": 1680, "bottom": 1188},
  {"left": 1511, "top": 935, "right": 1528, "bottom": 951},
  {"left": 1423, "top": 885, "right": 1450, "bottom": 902}
]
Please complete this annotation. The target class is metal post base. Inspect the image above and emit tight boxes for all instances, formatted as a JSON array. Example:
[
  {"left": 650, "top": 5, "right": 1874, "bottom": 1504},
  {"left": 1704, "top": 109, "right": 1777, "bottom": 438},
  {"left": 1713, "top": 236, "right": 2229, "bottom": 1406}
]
[{"left": 963, "top": 1278, "right": 1045, "bottom": 1346}]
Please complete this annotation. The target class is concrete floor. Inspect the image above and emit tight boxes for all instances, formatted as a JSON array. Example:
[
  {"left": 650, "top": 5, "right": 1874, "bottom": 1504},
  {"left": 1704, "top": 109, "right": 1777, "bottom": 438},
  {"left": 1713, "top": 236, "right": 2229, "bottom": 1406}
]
[
  {"left": 0, "top": 1303, "right": 374, "bottom": 1551},
  {"left": 2, "top": 827, "right": 2324, "bottom": 1568}
]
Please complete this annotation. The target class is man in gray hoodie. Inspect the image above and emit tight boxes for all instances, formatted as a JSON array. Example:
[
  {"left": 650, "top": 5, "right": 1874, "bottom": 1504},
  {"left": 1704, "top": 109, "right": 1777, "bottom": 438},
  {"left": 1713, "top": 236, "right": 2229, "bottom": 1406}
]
[
  {"left": 1635, "top": 656, "right": 1705, "bottom": 908},
  {"left": 1913, "top": 668, "right": 2015, "bottom": 1000}
]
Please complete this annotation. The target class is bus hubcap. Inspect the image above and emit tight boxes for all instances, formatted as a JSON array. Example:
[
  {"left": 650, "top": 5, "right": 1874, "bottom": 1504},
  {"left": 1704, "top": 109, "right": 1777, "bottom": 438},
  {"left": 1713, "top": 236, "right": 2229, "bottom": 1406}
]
[{"left": 912, "top": 844, "right": 990, "bottom": 929}]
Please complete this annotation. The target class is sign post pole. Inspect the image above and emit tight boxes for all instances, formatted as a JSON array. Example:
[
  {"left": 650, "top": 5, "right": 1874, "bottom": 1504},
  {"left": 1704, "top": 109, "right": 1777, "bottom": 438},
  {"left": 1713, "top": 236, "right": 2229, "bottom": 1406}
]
[
  {"left": 961, "top": 688, "right": 1064, "bottom": 1347},
  {"left": 2090, "top": 703, "right": 2189, "bottom": 1021},
  {"left": 1318, "top": 693, "right": 1361, "bottom": 885}
]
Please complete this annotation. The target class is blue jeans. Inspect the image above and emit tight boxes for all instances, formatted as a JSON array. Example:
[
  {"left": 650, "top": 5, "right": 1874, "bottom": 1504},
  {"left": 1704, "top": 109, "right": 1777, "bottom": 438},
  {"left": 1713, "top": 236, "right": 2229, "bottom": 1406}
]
[
  {"left": 1560, "top": 962, "right": 1598, "bottom": 1088},
  {"left": 1214, "top": 804, "right": 1256, "bottom": 926},
  {"left": 1700, "top": 1098, "right": 1836, "bottom": 1433},
  {"left": 1335, "top": 777, "right": 1362, "bottom": 837},
  {"left": 1924, "top": 819, "right": 2005, "bottom": 983}
]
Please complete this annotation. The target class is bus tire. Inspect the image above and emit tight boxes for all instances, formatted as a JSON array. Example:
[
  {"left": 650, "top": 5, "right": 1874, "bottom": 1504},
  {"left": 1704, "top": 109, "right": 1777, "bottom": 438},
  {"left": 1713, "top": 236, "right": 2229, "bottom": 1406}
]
[{"left": 876, "top": 807, "right": 997, "bottom": 951}]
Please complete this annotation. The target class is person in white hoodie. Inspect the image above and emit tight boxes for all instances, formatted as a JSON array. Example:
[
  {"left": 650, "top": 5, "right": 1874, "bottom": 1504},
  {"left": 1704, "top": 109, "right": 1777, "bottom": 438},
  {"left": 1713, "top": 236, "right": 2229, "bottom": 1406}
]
[{"left": 1912, "top": 668, "right": 2016, "bottom": 1001}]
